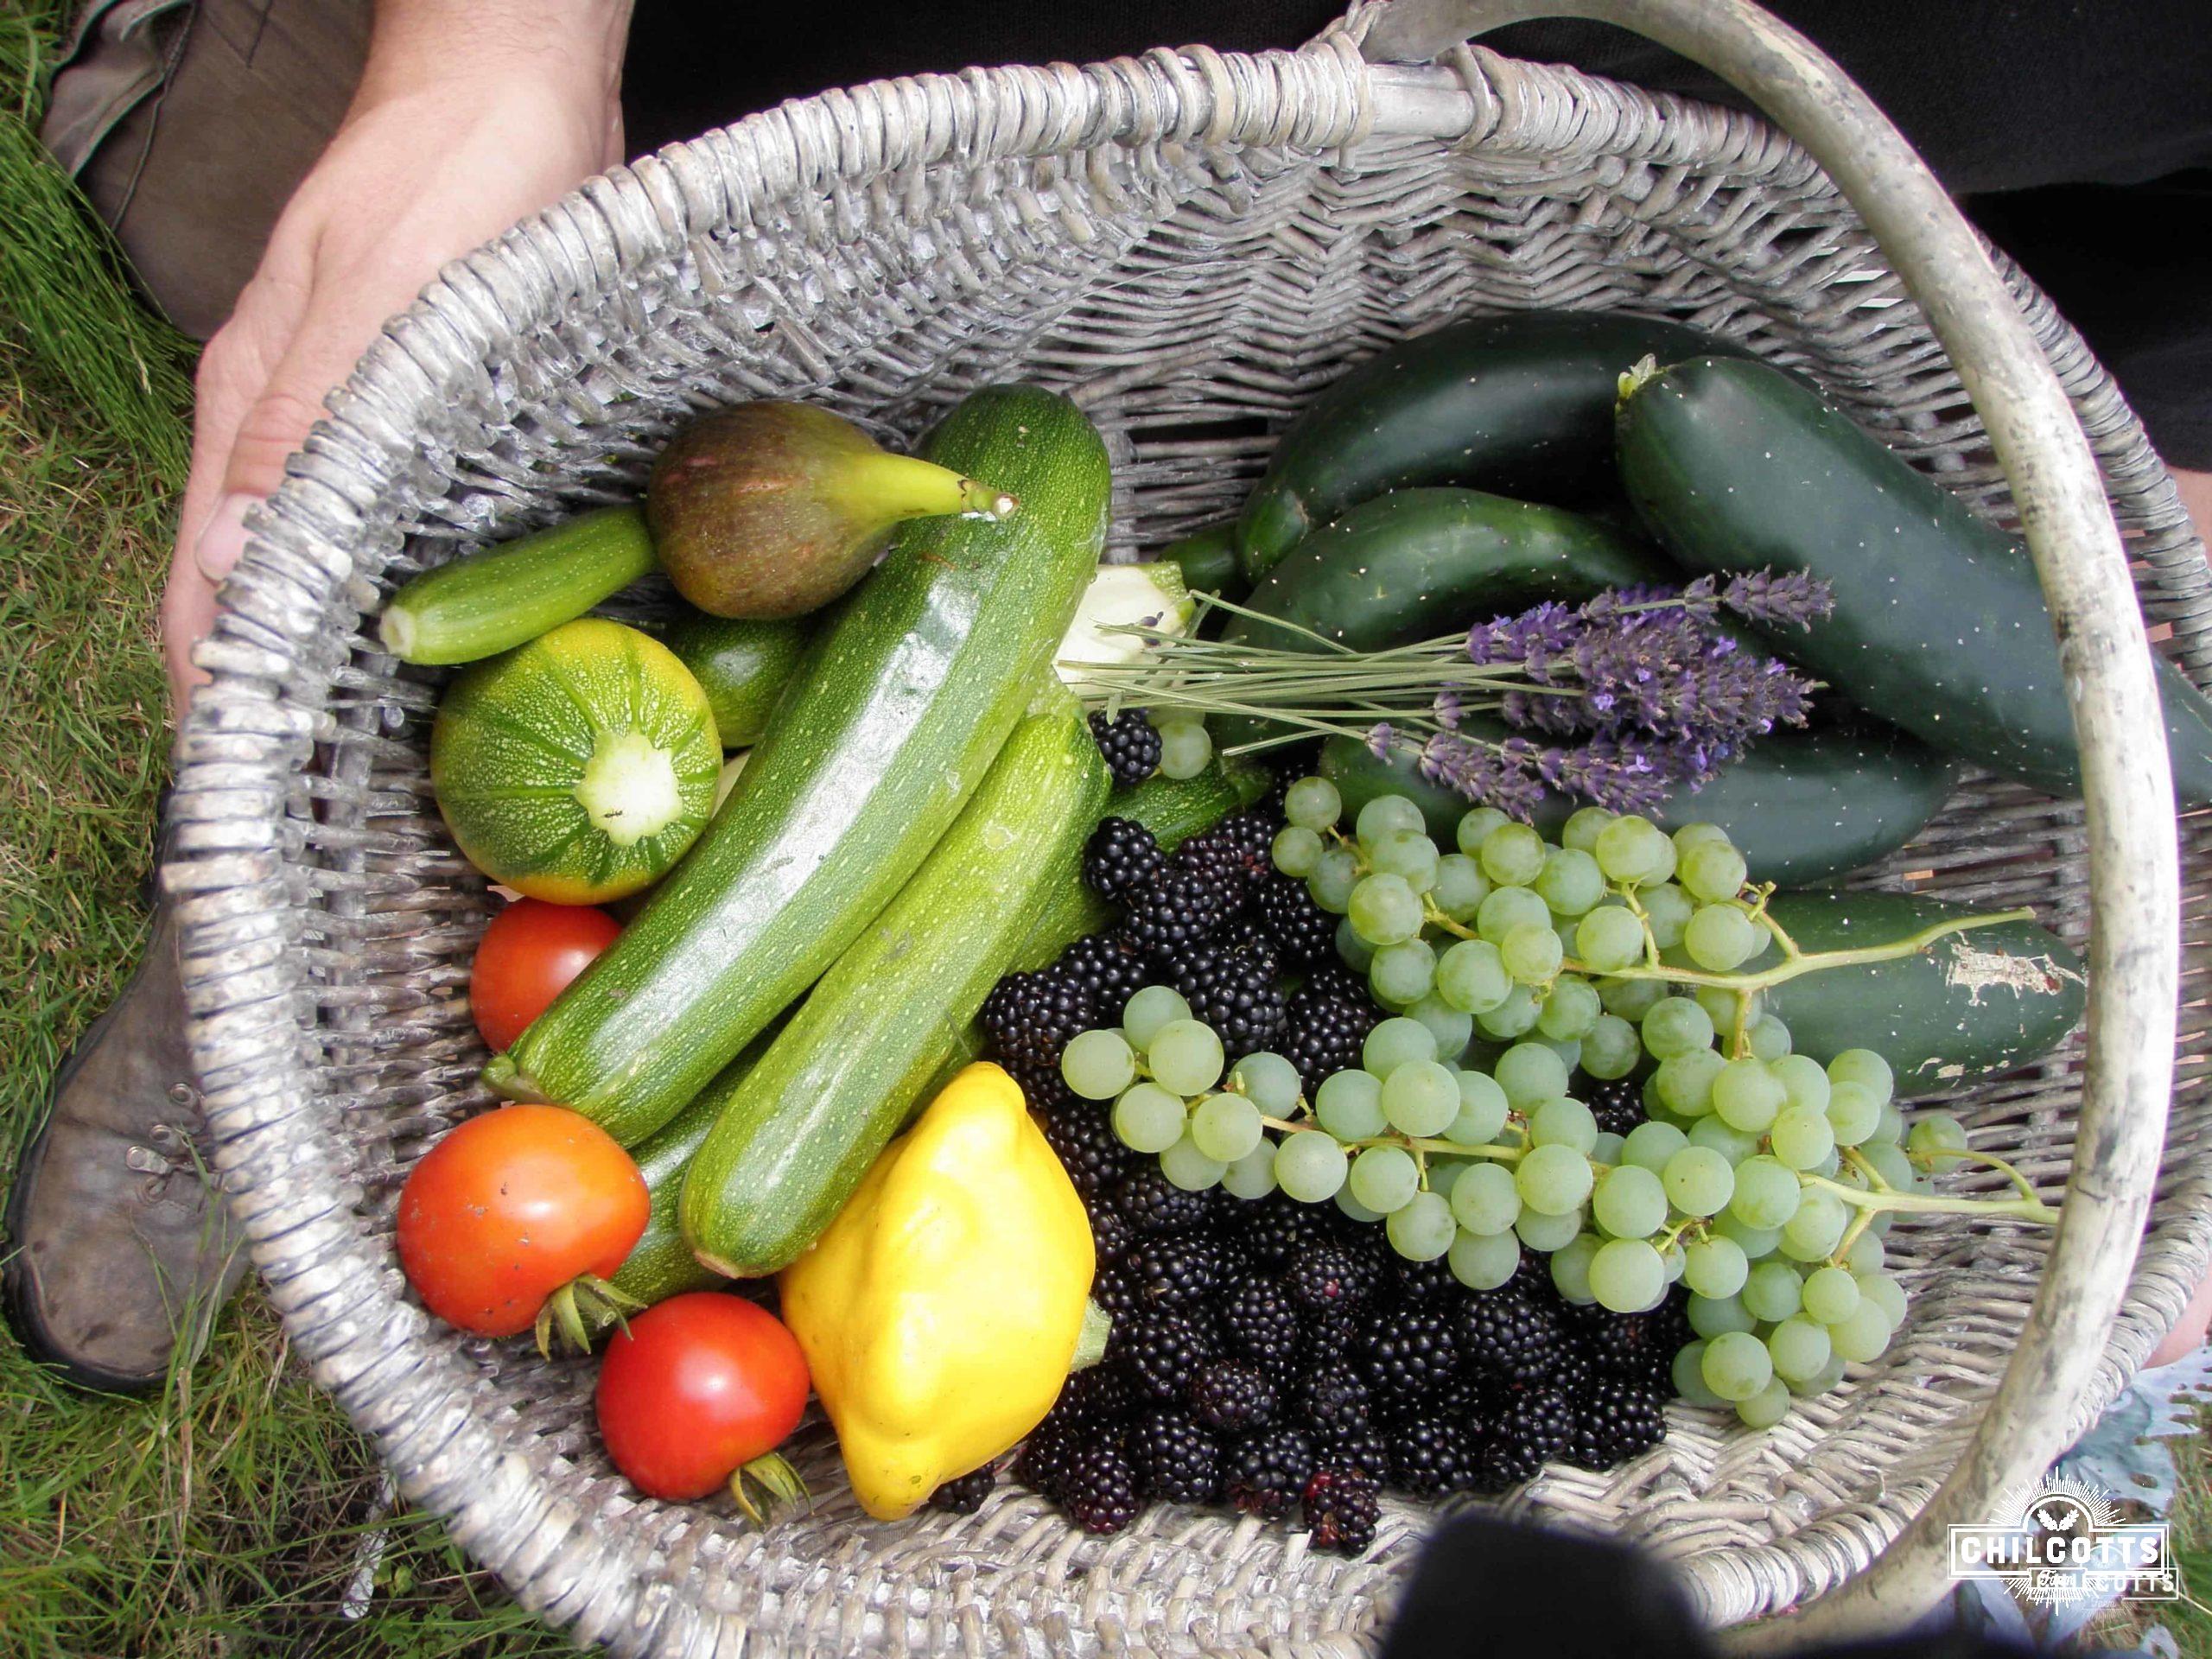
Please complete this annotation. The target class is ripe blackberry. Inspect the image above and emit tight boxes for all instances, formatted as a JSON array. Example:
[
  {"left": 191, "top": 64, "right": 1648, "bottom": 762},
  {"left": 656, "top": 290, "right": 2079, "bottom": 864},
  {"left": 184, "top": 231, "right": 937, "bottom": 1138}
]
[
  {"left": 1564, "top": 1293, "right": 1691, "bottom": 1385},
  {"left": 1013, "top": 1416, "right": 1084, "bottom": 1500},
  {"left": 1389, "top": 1417, "right": 1469, "bottom": 1497},
  {"left": 1548, "top": 1346, "right": 1594, "bottom": 1399},
  {"left": 1090, "top": 1263, "right": 1143, "bottom": 1323},
  {"left": 1300, "top": 1309, "right": 1362, "bottom": 1371},
  {"left": 1324, "top": 1217, "right": 1392, "bottom": 1303},
  {"left": 981, "top": 969, "right": 1092, "bottom": 1081},
  {"left": 1583, "top": 1073, "right": 1646, "bottom": 1138},
  {"left": 1566, "top": 1377, "right": 1669, "bottom": 1471},
  {"left": 1056, "top": 1364, "right": 1137, "bottom": 1433},
  {"left": 1217, "top": 1274, "right": 1302, "bottom": 1370},
  {"left": 1113, "top": 1164, "right": 1215, "bottom": 1234},
  {"left": 1177, "top": 810, "right": 1278, "bottom": 900},
  {"left": 1230, "top": 1197, "right": 1330, "bottom": 1268},
  {"left": 1058, "top": 931, "right": 1150, "bottom": 1027},
  {"left": 1486, "top": 1386, "right": 1578, "bottom": 1485},
  {"left": 1062, "top": 1445, "right": 1141, "bottom": 1534},
  {"left": 1302, "top": 1467, "right": 1382, "bottom": 1555},
  {"left": 1127, "top": 1408, "right": 1223, "bottom": 1504},
  {"left": 1188, "top": 1359, "right": 1278, "bottom": 1433},
  {"left": 1390, "top": 1253, "right": 1459, "bottom": 1300},
  {"left": 1314, "top": 1423, "right": 1391, "bottom": 1484},
  {"left": 1211, "top": 911, "right": 1284, "bottom": 977},
  {"left": 930, "top": 1465, "right": 999, "bottom": 1514},
  {"left": 1168, "top": 943, "right": 1287, "bottom": 1059},
  {"left": 1083, "top": 817, "right": 1164, "bottom": 902},
  {"left": 1293, "top": 1359, "right": 1371, "bottom": 1438},
  {"left": 1090, "top": 1205, "right": 1133, "bottom": 1268},
  {"left": 1362, "top": 1300, "right": 1461, "bottom": 1404},
  {"left": 1226, "top": 1427, "right": 1315, "bottom": 1520},
  {"left": 1122, "top": 862, "right": 1241, "bottom": 959},
  {"left": 1123, "top": 1232, "right": 1228, "bottom": 1309},
  {"left": 1089, "top": 709, "right": 1163, "bottom": 788},
  {"left": 1116, "top": 1306, "right": 1217, "bottom": 1401},
  {"left": 1283, "top": 1242, "right": 1370, "bottom": 1316},
  {"left": 1038, "top": 1102, "right": 1133, "bottom": 1201},
  {"left": 1456, "top": 1287, "right": 1560, "bottom": 1386},
  {"left": 1278, "top": 979, "right": 1382, "bottom": 1093},
  {"left": 1252, "top": 871, "right": 1337, "bottom": 966}
]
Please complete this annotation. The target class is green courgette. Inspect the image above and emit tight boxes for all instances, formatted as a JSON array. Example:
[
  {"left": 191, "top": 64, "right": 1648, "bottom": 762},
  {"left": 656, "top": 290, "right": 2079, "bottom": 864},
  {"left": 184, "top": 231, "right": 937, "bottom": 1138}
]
[
  {"left": 1160, "top": 524, "right": 1244, "bottom": 599},
  {"left": 1236, "top": 311, "right": 1742, "bottom": 579},
  {"left": 664, "top": 612, "right": 810, "bottom": 749},
  {"left": 681, "top": 694, "right": 1109, "bottom": 1276},
  {"left": 1617, "top": 353, "right": 2212, "bottom": 804},
  {"left": 380, "top": 505, "right": 657, "bottom": 666},
  {"left": 492, "top": 385, "right": 1110, "bottom": 1145}
]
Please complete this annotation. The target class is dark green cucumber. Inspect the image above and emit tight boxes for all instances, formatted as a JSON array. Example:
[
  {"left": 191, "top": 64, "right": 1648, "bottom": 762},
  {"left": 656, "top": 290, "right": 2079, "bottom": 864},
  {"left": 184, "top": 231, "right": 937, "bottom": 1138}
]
[
  {"left": 664, "top": 611, "right": 810, "bottom": 748},
  {"left": 1618, "top": 354, "right": 2212, "bottom": 804},
  {"left": 681, "top": 694, "right": 1109, "bottom": 1276},
  {"left": 379, "top": 505, "right": 657, "bottom": 665},
  {"left": 1160, "top": 524, "right": 1245, "bottom": 600},
  {"left": 1752, "top": 891, "right": 2085, "bottom": 1092},
  {"left": 493, "top": 386, "right": 1109, "bottom": 1145},
  {"left": 1236, "top": 311, "right": 1742, "bottom": 579}
]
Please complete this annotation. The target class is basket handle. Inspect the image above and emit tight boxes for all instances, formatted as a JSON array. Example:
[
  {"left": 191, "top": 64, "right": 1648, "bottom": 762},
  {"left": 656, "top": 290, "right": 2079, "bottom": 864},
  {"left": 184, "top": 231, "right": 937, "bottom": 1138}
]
[{"left": 1363, "top": 0, "right": 2181, "bottom": 1640}]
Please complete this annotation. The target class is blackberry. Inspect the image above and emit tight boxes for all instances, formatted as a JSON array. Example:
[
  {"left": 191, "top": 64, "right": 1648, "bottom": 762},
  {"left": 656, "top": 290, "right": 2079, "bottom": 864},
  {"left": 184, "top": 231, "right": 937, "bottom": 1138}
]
[
  {"left": 1564, "top": 1294, "right": 1691, "bottom": 1386},
  {"left": 1089, "top": 709, "right": 1163, "bottom": 789},
  {"left": 1211, "top": 911, "right": 1284, "bottom": 977},
  {"left": 930, "top": 1465, "right": 998, "bottom": 1514},
  {"left": 1567, "top": 1377, "right": 1668, "bottom": 1471},
  {"left": 1293, "top": 1359, "right": 1371, "bottom": 1438},
  {"left": 1038, "top": 1102, "right": 1133, "bottom": 1201},
  {"left": 1122, "top": 862, "right": 1241, "bottom": 959},
  {"left": 1547, "top": 1346, "right": 1595, "bottom": 1400},
  {"left": 1176, "top": 810, "right": 1277, "bottom": 899},
  {"left": 1062, "top": 1445, "right": 1141, "bottom": 1534},
  {"left": 1253, "top": 871, "right": 1337, "bottom": 967},
  {"left": 1123, "top": 1232, "right": 1228, "bottom": 1309},
  {"left": 1113, "top": 1164, "right": 1215, "bottom": 1235},
  {"left": 1230, "top": 1198, "right": 1330, "bottom": 1268},
  {"left": 1324, "top": 1217, "right": 1392, "bottom": 1303},
  {"left": 1486, "top": 1386, "right": 1578, "bottom": 1485},
  {"left": 1302, "top": 1466, "right": 1382, "bottom": 1555},
  {"left": 981, "top": 969, "right": 1092, "bottom": 1081},
  {"left": 1283, "top": 1242, "right": 1370, "bottom": 1316},
  {"left": 1090, "top": 1205, "right": 1133, "bottom": 1268},
  {"left": 1217, "top": 1274, "right": 1303, "bottom": 1370},
  {"left": 1168, "top": 943, "right": 1287, "bottom": 1059},
  {"left": 1090, "top": 1263, "right": 1143, "bottom": 1323},
  {"left": 1127, "top": 1408, "right": 1223, "bottom": 1504},
  {"left": 1389, "top": 1253, "right": 1459, "bottom": 1300},
  {"left": 1058, "top": 931, "right": 1150, "bottom": 1027},
  {"left": 1013, "top": 1416, "right": 1084, "bottom": 1500},
  {"left": 1278, "top": 978, "right": 1382, "bottom": 1093},
  {"left": 1188, "top": 1359, "right": 1278, "bottom": 1433},
  {"left": 1299, "top": 1310, "right": 1362, "bottom": 1370},
  {"left": 1389, "top": 1417, "right": 1469, "bottom": 1497},
  {"left": 1056, "top": 1364, "right": 1137, "bottom": 1433},
  {"left": 1116, "top": 1306, "right": 1217, "bottom": 1401},
  {"left": 1083, "top": 816, "right": 1165, "bottom": 902},
  {"left": 1226, "top": 1427, "right": 1315, "bottom": 1520},
  {"left": 1455, "top": 1287, "right": 1560, "bottom": 1386},
  {"left": 1583, "top": 1073, "right": 1646, "bottom": 1138},
  {"left": 1315, "top": 1422, "right": 1392, "bottom": 1484},
  {"left": 1362, "top": 1300, "right": 1461, "bottom": 1404}
]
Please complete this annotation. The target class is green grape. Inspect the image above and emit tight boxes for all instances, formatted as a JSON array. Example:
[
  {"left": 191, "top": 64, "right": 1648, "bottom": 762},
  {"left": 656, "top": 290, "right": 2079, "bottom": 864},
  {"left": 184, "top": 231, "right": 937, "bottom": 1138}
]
[
  {"left": 1529, "top": 1096, "right": 1599, "bottom": 1155},
  {"left": 1661, "top": 1240, "right": 1688, "bottom": 1284},
  {"left": 1357, "top": 794, "right": 1427, "bottom": 845},
  {"left": 1336, "top": 1188, "right": 1385, "bottom": 1224},
  {"left": 1149, "top": 1019, "right": 1225, "bottom": 1095},
  {"left": 1337, "top": 918, "right": 1377, "bottom": 975},
  {"left": 1779, "top": 1190, "right": 1848, "bottom": 1262},
  {"left": 1382, "top": 1059, "right": 1462, "bottom": 1137},
  {"left": 1123, "top": 985, "right": 1192, "bottom": 1051},
  {"left": 1713, "top": 1212, "right": 1783, "bottom": 1260},
  {"left": 1112, "top": 1083, "right": 1188, "bottom": 1154},
  {"left": 1562, "top": 805, "right": 1618, "bottom": 854},
  {"left": 1407, "top": 993, "right": 1475, "bottom": 1059},
  {"left": 1574, "top": 905, "right": 1647, "bottom": 973},
  {"left": 1769, "top": 1104, "right": 1835, "bottom": 1172},
  {"left": 1222, "top": 1142, "right": 1280, "bottom": 1200},
  {"left": 1684, "top": 904, "right": 1761, "bottom": 972},
  {"left": 1455, "top": 806, "right": 1510, "bottom": 855},
  {"left": 1824, "top": 1080, "right": 1882, "bottom": 1147},
  {"left": 1388, "top": 1190, "right": 1458, "bottom": 1262},
  {"left": 1370, "top": 937, "right": 1439, "bottom": 1005},
  {"left": 1746, "top": 1016, "right": 1792, "bottom": 1062},
  {"left": 1694, "top": 983, "right": 1760, "bottom": 1033},
  {"left": 1494, "top": 1042, "right": 1570, "bottom": 1108},
  {"left": 1854, "top": 1269, "right": 1908, "bottom": 1329},
  {"left": 1701, "top": 1328, "right": 1776, "bottom": 1402},
  {"left": 1684, "top": 1234, "right": 1751, "bottom": 1299},
  {"left": 1589, "top": 1238, "right": 1667, "bottom": 1313},
  {"left": 1191, "top": 1091, "right": 1264, "bottom": 1162},
  {"left": 1729, "top": 1156, "right": 1804, "bottom": 1230},
  {"left": 1594, "top": 816, "right": 1672, "bottom": 885},
  {"left": 1157, "top": 718, "right": 1212, "bottom": 779},
  {"left": 1230, "top": 1052, "right": 1302, "bottom": 1117},
  {"left": 1274, "top": 1130, "right": 1350, "bottom": 1203},
  {"left": 1348, "top": 873, "right": 1423, "bottom": 946},
  {"left": 1478, "top": 822, "right": 1548, "bottom": 887},
  {"left": 1450, "top": 1160, "right": 1521, "bottom": 1234},
  {"left": 1535, "top": 847, "right": 1605, "bottom": 916},
  {"left": 1515, "top": 1205, "right": 1586, "bottom": 1252},
  {"left": 1736, "top": 1376, "right": 1793, "bottom": 1429},
  {"left": 1431, "top": 853, "right": 1491, "bottom": 923},
  {"left": 1592, "top": 1163, "right": 1667, "bottom": 1239},
  {"left": 1801, "top": 1266, "right": 1860, "bottom": 1325},
  {"left": 1828, "top": 1298, "right": 1896, "bottom": 1363},
  {"left": 1597, "top": 974, "right": 1668, "bottom": 1020},
  {"left": 1622, "top": 1120, "right": 1690, "bottom": 1174},
  {"left": 1427, "top": 1159, "right": 1465, "bottom": 1200},
  {"left": 1688, "top": 1291, "right": 1759, "bottom": 1339},
  {"left": 1662, "top": 1146, "right": 1735, "bottom": 1217},
  {"left": 1271, "top": 825, "right": 1323, "bottom": 878},
  {"left": 1370, "top": 830, "right": 1441, "bottom": 894},
  {"left": 1679, "top": 836, "right": 1750, "bottom": 904},
  {"left": 1310, "top": 848, "right": 1361, "bottom": 913},
  {"left": 1160, "top": 1131, "right": 1228, "bottom": 1191},
  {"left": 1580, "top": 1013, "right": 1642, "bottom": 1079},
  {"left": 1363, "top": 1016, "right": 1439, "bottom": 1078},
  {"left": 1532, "top": 1034, "right": 1582, "bottom": 1074},
  {"left": 1477, "top": 885, "right": 1551, "bottom": 944},
  {"left": 1592, "top": 1130, "right": 1625, "bottom": 1166},
  {"left": 1688, "top": 1116, "right": 1762, "bottom": 1165},
  {"left": 1516, "top": 1142, "right": 1595, "bottom": 1215},
  {"left": 1445, "top": 1070, "right": 1510, "bottom": 1146},
  {"left": 1548, "top": 1233, "right": 1600, "bottom": 1304},
  {"left": 1789, "top": 1355, "right": 1849, "bottom": 1398},
  {"left": 1450, "top": 1226, "right": 1522, "bottom": 1289},
  {"left": 1845, "top": 1230, "right": 1885, "bottom": 1278},
  {"left": 1537, "top": 977, "right": 1603, "bottom": 1042},
  {"left": 1907, "top": 1112, "right": 1970, "bottom": 1167},
  {"left": 1316, "top": 1069, "right": 1388, "bottom": 1141},
  {"left": 1767, "top": 1316, "right": 1832, "bottom": 1384},
  {"left": 1859, "top": 1139, "right": 1914, "bottom": 1192},
  {"left": 1827, "top": 1048, "right": 1895, "bottom": 1103},
  {"left": 1671, "top": 822, "right": 1732, "bottom": 855},
  {"left": 1813, "top": 1147, "right": 1844, "bottom": 1181},
  {"left": 1284, "top": 775, "right": 1342, "bottom": 831},
  {"left": 1641, "top": 996, "right": 1717, "bottom": 1060},
  {"left": 1640, "top": 883, "right": 1694, "bottom": 951},
  {"left": 1712, "top": 1058, "right": 1784, "bottom": 1134},
  {"left": 1501, "top": 922, "right": 1565, "bottom": 985},
  {"left": 1349, "top": 1144, "right": 1421, "bottom": 1214},
  {"left": 1772, "top": 1053, "right": 1832, "bottom": 1115},
  {"left": 1475, "top": 984, "right": 1542, "bottom": 1040},
  {"left": 1672, "top": 1340, "right": 1728, "bottom": 1408},
  {"left": 1437, "top": 938, "right": 1512, "bottom": 1014},
  {"left": 1063, "top": 1028, "right": 1137, "bottom": 1098},
  {"left": 1871, "top": 1100, "right": 1907, "bottom": 1146},
  {"left": 1655, "top": 1049, "right": 1727, "bottom": 1117}
]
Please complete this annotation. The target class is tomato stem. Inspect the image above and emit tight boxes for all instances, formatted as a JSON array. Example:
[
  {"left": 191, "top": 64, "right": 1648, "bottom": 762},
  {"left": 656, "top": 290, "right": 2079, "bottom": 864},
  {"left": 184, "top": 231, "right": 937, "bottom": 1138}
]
[
  {"left": 730, "top": 1452, "right": 810, "bottom": 1528},
  {"left": 532, "top": 1273, "right": 648, "bottom": 1359}
]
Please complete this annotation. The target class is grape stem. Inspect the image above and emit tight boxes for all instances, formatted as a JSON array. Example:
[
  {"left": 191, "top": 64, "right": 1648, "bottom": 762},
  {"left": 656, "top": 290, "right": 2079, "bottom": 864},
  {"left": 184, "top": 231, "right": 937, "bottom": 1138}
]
[
  {"left": 1557, "top": 906, "right": 2037, "bottom": 993},
  {"left": 1797, "top": 1172, "right": 2058, "bottom": 1226},
  {"left": 1907, "top": 1143, "right": 2048, "bottom": 1207}
]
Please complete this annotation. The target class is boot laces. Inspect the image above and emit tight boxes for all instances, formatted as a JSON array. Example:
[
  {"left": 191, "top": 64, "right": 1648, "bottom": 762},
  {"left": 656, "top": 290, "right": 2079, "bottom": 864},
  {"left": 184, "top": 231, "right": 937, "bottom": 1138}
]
[{"left": 127, "top": 1082, "right": 214, "bottom": 1202}]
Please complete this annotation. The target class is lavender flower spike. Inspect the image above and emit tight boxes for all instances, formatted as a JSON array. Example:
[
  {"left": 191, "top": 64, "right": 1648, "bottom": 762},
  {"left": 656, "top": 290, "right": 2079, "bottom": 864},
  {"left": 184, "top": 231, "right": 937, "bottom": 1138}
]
[
  {"left": 1721, "top": 569, "right": 1834, "bottom": 630},
  {"left": 1366, "top": 722, "right": 1396, "bottom": 761}
]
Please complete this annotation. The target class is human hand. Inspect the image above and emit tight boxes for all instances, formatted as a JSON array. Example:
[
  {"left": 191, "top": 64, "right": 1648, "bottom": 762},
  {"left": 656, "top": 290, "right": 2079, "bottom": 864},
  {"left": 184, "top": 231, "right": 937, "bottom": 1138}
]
[{"left": 161, "top": 2, "right": 632, "bottom": 711}]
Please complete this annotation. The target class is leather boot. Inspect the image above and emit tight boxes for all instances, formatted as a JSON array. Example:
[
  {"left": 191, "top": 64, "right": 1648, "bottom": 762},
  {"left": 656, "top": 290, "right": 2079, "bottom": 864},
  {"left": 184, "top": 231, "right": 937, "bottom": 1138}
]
[{"left": 3, "top": 901, "right": 247, "bottom": 1391}]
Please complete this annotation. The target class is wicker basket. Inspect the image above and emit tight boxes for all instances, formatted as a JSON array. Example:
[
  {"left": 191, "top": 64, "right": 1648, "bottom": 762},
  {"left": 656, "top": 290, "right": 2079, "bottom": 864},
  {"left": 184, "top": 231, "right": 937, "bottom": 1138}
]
[{"left": 168, "top": 0, "right": 2211, "bottom": 1649}]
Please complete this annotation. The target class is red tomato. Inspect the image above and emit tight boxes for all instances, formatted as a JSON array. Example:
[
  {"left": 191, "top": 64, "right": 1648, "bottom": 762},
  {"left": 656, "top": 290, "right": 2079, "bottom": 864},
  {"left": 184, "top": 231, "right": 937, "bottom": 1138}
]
[
  {"left": 596, "top": 1294, "right": 810, "bottom": 1501},
  {"left": 397, "top": 1103, "right": 647, "bottom": 1338},
  {"left": 470, "top": 899, "right": 622, "bottom": 1052}
]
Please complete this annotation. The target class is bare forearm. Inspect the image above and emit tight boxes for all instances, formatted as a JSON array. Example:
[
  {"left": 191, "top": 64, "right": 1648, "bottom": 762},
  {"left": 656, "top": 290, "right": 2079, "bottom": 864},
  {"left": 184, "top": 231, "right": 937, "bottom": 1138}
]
[{"left": 359, "top": 0, "right": 633, "bottom": 111}]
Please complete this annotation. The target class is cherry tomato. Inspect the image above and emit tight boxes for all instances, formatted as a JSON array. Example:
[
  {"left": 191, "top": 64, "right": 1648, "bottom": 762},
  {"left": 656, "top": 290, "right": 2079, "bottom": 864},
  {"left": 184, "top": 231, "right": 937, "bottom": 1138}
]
[
  {"left": 596, "top": 1294, "right": 810, "bottom": 1501},
  {"left": 470, "top": 898, "right": 622, "bottom": 1052},
  {"left": 397, "top": 1103, "right": 647, "bottom": 1338}
]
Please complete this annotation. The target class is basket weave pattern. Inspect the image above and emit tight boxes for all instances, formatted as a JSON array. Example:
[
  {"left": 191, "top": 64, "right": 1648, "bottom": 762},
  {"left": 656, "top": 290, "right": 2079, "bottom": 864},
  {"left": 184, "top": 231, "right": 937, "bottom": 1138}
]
[{"left": 168, "top": 29, "right": 2212, "bottom": 1654}]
